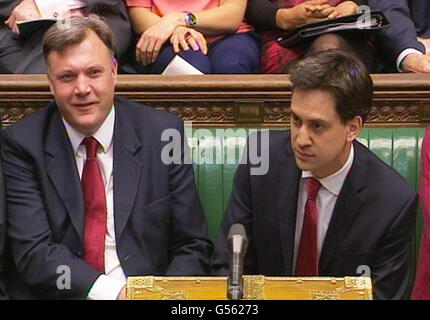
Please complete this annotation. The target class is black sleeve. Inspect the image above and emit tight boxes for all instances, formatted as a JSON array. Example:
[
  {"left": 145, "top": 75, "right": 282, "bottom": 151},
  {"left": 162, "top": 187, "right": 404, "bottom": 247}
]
[
  {"left": 368, "top": 0, "right": 425, "bottom": 62},
  {"left": 245, "top": 0, "right": 280, "bottom": 32},
  {"left": 0, "top": 128, "right": 6, "bottom": 299},
  {"left": 371, "top": 193, "right": 419, "bottom": 300},
  {"left": 0, "top": 0, "right": 20, "bottom": 21}
]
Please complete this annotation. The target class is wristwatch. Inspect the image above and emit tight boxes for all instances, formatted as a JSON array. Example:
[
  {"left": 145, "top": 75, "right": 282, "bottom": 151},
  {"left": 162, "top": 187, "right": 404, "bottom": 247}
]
[{"left": 183, "top": 11, "right": 196, "bottom": 28}]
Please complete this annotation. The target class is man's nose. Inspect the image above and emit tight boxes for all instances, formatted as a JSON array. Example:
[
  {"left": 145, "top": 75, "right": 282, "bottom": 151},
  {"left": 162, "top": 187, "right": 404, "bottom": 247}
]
[
  {"left": 74, "top": 76, "right": 91, "bottom": 96},
  {"left": 295, "top": 125, "right": 312, "bottom": 147}
]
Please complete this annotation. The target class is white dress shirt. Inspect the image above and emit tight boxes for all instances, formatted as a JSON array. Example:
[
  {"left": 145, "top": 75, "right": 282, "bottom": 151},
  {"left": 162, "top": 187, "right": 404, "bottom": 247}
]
[
  {"left": 35, "top": 0, "right": 88, "bottom": 18},
  {"left": 63, "top": 107, "right": 127, "bottom": 300},
  {"left": 397, "top": 48, "right": 424, "bottom": 72},
  {"left": 293, "top": 144, "right": 355, "bottom": 272}
]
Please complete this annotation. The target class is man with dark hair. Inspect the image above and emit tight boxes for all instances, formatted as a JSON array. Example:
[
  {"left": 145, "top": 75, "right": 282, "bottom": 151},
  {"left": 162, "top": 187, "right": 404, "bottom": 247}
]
[
  {"left": 212, "top": 50, "right": 418, "bottom": 299},
  {"left": 1, "top": 15, "right": 212, "bottom": 299},
  {"left": 0, "top": 0, "right": 134, "bottom": 73}
]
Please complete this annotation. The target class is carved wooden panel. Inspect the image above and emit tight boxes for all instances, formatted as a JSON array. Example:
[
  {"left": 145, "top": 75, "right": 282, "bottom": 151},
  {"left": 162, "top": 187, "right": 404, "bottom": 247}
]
[{"left": 0, "top": 74, "right": 429, "bottom": 128}]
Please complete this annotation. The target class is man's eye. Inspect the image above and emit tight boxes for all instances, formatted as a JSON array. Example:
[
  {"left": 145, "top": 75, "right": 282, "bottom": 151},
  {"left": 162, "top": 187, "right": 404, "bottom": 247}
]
[
  {"left": 291, "top": 115, "right": 300, "bottom": 125},
  {"left": 88, "top": 69, "right": 102, "bottom": 77},
  {"left": 312, "top": 122, "right": 324, "bottom": 131},
  {"left": 59, "top": 74, "right": 75, "bottom": 82}
]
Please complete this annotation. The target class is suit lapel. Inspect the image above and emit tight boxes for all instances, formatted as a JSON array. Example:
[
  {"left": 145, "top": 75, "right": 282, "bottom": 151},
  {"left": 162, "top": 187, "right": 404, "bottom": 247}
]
[
  {"left": 319, "top": 142, "right": 367, "bottom": 273},
  {"left": 112, "top": 102, "right": 143, "bottom": 241},
  {"left": 45, "top": 108, "right": 85, "bottom": 242},
  {"left": 278, "top": 140, "right": 301, "bottom": 275}
]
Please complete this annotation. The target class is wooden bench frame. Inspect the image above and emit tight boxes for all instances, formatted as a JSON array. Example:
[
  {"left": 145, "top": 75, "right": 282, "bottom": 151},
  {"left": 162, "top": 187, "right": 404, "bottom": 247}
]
[{"left": 1, "top": 74, "right": 430, "bottom": 128}]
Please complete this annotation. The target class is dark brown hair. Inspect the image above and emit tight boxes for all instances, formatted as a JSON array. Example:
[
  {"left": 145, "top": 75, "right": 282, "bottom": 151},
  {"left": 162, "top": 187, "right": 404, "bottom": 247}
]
[
  {"left": 289, "top": 50, "right": 373, "bottom": 123},
  {"left": 43, "top": 15, "right": 115, "bottom": 63}
]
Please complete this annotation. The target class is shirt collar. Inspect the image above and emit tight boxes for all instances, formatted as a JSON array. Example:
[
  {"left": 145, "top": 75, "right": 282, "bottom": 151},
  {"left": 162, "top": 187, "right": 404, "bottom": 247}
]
[
  {"left": 62, "top": 106, "right": 115, "bottom": 155},
  {"left": 302, "top": 144, "right": 354, "bottom": 196}
]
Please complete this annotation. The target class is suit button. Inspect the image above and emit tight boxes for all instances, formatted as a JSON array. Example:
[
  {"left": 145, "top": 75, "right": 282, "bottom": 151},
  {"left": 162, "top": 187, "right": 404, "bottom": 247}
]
[{"left": 76, "top": 251, "right": 82, "bottom": 257}]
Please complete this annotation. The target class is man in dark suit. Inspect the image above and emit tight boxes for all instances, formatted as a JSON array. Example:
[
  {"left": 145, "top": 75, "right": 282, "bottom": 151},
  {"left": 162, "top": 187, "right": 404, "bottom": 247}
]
[
  {"left": 0, "top": 0, "right": 135, "bottom": 73},
  {"left": 211, "top": 50, "right": 418, "bottom": 299},
  {"left": 366, "top": 0, "right": 430, "bottom": 73},
  {"left": 1, "top": 15, "right": 212, "bottom": 299}
]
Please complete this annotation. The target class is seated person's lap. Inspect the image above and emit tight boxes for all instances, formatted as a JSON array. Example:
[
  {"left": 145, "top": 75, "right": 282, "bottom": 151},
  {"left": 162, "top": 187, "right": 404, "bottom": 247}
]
[{"left": 141, "top": 32, "right": 260, "bottom": 74}]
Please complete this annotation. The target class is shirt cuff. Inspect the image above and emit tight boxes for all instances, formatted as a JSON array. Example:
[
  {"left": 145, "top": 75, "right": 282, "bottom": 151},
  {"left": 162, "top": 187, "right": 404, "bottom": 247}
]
[
  {"left": 86, "top": 274, "right": 126, "bottom": 300},
  {"left": 397, "top": 48, "right": 424, "bottom": 72},
  {"left": 34, "top": 0, "right": 87, "bottom": 18}
]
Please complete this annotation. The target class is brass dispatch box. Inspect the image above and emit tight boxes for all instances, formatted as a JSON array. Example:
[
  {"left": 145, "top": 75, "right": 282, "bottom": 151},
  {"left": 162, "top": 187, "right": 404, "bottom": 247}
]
[{"left": 127, "top": 276, "right": 373, "bottom": 300}]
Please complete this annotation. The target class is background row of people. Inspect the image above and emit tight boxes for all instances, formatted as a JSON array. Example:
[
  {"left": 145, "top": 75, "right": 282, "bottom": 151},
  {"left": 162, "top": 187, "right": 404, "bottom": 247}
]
[{"left": 0, "top": 0, "right": 429, "bottom": 74}]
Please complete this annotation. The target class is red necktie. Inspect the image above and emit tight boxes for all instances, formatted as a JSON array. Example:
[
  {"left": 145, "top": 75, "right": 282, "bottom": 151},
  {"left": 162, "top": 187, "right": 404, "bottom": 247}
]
[
  {"left": 295, "top": 177, "right": 322, "bottom": 276},
  {"left": 82, "top": 137, "right": 106, "bottom": 273}
]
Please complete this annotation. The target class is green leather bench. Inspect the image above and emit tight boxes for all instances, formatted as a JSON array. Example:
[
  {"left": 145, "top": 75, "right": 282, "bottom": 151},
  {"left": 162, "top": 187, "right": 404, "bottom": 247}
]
[{"left": 190, "top": 127, "right": 426, "bottom": 297}]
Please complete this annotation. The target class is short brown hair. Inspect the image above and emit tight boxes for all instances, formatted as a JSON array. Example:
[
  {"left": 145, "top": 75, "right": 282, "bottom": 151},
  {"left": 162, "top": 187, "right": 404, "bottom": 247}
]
[
  {"left": 289, "top": 50, "right": 373, "bottom": 123},
  {"left": 43, "top": 15, "right": 115, "bottom": 63}
]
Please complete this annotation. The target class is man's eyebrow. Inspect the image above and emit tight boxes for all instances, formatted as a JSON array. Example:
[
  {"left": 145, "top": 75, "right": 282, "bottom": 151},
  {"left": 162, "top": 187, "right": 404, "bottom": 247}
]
[
  {"left": 290, "top": 110, "right": 300, "bottom": 119},
  {"left": 290, "top": 110, "right": 328, "bottom": 124},
  {"left": 87, "top": 64, "right": 105, "bottom": 69}
]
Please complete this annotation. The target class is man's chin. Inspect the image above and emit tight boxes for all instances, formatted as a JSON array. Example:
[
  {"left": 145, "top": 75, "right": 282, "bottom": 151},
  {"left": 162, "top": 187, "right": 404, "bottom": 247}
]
[
  {"left": 295, "top": 158, "right": 314, "bottom": 172},
  {"left": 69, "top": 117, "right": 100, "bottom": 136}
]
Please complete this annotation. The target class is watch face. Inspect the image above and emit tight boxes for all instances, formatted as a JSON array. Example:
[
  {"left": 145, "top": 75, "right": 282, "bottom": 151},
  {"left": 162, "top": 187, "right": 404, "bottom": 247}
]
[{"left": 185, "top": 12, "right": 196, "bottom": 28}]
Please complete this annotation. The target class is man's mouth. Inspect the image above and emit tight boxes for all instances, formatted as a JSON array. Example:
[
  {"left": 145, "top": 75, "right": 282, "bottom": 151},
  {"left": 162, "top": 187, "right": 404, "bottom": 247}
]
[
  {"left": 295, "top": 149, "right": 314, "bottom": 159},
  {"left": 73, "top": 102, "right": 97, "bottom": 108}
]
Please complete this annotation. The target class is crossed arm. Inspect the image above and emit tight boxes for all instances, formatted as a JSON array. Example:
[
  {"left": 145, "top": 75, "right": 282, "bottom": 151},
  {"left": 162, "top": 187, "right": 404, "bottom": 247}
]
[
  {"left": 246, "top": 0, "right": 358, "bottom": 32},
  {"left": 128, "top": 0, "right": 247, "bottom": 65}
]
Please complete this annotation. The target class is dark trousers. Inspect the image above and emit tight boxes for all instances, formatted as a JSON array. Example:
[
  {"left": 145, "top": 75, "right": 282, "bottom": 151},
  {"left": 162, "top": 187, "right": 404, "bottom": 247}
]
[
  {"left": 0, "top": 28, "right": 46, "bottom": 74},
  {"left": 139, "top": 32, "right": 260, "bottom": 74}
]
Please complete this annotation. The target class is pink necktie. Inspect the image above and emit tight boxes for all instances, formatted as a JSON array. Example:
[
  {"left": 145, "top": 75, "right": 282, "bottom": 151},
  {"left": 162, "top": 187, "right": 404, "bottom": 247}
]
[
  {"left": 295, "top": 177, "right": 321, "bottom": 276},
  {"left": 82, "top": 137, "right": 106, "bottom": 273}
]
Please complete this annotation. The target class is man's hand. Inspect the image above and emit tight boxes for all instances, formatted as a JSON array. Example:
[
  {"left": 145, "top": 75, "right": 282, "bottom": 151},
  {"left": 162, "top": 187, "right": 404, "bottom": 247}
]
[
  {"left": 5, "top": 0, "right": 41, "bottom": 35},
  {"left": 276, "top": 0, "right": 335, "bottom": 30},
  {"left": 170, "top": 26, "right": 207, "bottom": 55},
  {"left": 329, "top": 1, "right": 358, "bottom": 19},
  {"left": 69, "top": 9, "right": 85, "bottom": 18},
  {"left": 418, "top": 37, "right": 430, "bottom": 56},
  {"left": 117, "top": 286, "right": 127, "bottom": 300},
  {"left": 402, "top": 53, "right": 430, "bottom": 73},
  {"left": 136, "top": 12, "right": 185, "bottom": 65}
]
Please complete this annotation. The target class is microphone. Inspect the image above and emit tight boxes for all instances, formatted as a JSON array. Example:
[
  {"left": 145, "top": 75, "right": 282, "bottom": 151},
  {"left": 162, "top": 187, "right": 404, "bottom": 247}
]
[{"left": 227, "top": 223, "right": 248, "bottom": 300}]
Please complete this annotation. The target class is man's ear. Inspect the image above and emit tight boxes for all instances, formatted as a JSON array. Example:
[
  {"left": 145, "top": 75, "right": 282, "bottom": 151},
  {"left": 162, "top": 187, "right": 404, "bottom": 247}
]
[
  {"left": 112, "top": 57, "right": 118, "bottom": 85},
  {"left": 346, "top": 116, "right": 363, "bottom": 143},
  {"left": 46, "top": 72, "right": 55, "bottom": 96}
]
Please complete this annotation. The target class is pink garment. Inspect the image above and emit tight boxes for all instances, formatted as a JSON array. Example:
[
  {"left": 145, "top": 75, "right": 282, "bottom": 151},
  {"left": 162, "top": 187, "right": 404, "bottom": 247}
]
[
  {"left": 126, "top": 0, "right": 218, "bottom": 16},
  {"left": 125, "top": 0, "right": 252, "bottom": 35},
  {"left": 412, "top": 127, "right": 430, "bottom": 299}
]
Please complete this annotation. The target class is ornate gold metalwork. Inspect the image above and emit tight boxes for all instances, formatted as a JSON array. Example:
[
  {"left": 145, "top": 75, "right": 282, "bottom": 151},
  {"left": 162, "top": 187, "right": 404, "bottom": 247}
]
[
  {"left": 243, "top": 275, "right": 265, "bottom": 300},
  {"left": 312, "top": 291, "right": 340, "bottom": 300},
  {"left": 127, "top": 276, "right": 372, "bottom": 300},
  {"left": 127, "top": 276, "right": 188, "bottom": 300}
]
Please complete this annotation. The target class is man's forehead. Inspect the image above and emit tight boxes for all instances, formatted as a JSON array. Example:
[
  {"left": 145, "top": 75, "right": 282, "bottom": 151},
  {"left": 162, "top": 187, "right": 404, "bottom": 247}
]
[
  {"left": 291, "top": 89, "right": 339, "bottom": 121},
  {"left": 47, "top": 39, "right": 113, "bottom": 72}
]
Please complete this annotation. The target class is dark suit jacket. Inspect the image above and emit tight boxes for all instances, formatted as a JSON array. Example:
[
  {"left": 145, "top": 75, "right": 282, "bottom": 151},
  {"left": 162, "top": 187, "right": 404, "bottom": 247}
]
[
  {"left": 0, "top": 124, "right": 6, "bottom": 299},
  {"left": 365, "top": 0, "right": 430, "bottom": 70},
  {"left": 211, "top": 130, "right": 418, "bottom": 300},
  {"left": 0, "top": 0, "right": 134, "bottom": 73},
  {"left": 1, "top": 97, "right": 212, "bottom": 299}
]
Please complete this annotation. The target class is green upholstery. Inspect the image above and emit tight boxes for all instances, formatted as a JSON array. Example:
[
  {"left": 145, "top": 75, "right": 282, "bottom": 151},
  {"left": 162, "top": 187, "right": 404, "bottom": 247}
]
[{"left": 189, "top": 128, "right": 425, "bottom": 296}]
